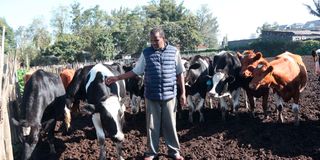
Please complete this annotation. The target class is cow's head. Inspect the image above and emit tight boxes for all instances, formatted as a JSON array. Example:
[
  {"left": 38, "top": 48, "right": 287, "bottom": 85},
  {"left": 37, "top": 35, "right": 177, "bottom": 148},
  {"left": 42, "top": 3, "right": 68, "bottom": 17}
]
[
  {"left": 208, "top": 69, "right": 235, "bottom": 98},
  {"left": 82, "top": 97, "right": 125, "bottom": 142},
  {"left": 12, "top": 118, "right": 41, "bottom": 160},
  {"left": 237, "top": 50, "right": 263, "bottom": 78},
  {"left": 185, "top": 55, "right": 209, "bottom": 86},
  {"left": 248, "top": 62, "right": 274, "bottom": 90}
]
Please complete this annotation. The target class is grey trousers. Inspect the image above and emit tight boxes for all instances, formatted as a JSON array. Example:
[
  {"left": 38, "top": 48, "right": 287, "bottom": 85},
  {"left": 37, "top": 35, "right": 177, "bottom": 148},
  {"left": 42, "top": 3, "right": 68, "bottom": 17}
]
[{"left": 144, "top": 98, "right": 181, "bottom": 158}]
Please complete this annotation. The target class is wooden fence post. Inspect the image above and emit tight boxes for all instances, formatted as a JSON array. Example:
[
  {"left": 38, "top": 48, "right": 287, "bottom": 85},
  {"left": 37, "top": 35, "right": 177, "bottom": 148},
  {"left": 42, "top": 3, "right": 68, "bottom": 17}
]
[{"left": 0, "top": 26, "right": 14, "bottom": 160}]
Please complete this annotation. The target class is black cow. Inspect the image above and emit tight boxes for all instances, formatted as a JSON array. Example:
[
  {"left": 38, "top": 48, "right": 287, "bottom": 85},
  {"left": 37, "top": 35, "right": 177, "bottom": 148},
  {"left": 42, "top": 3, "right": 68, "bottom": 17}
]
[
  {"left": 185, "top": 55, "right": 213, "bottom": 123},
  {"left": 12, "top": 69, "right": 68, "bottom": 160},
  {"left": 207, "top": 51, "right": 246, "bottom": 120},
  {"left": 122, "top": 64, "right": 144, "bottom": 114},
  {"left": 81, "top": 63, "right": 126, "bottom": 160}
]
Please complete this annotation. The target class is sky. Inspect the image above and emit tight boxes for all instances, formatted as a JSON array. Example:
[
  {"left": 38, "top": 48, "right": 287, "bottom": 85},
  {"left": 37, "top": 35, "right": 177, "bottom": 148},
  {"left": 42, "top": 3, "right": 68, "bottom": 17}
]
[{"left": 1, "top": 0, "right": 319, "bottom": 42}]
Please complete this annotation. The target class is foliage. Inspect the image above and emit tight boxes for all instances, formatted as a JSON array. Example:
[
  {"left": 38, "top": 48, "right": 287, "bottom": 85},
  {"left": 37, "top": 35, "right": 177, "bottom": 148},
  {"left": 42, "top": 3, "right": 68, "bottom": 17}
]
[
  {"left": 40, "top": 34, "right": 83, "bottom": 64},
  {"left": 0, "top": 18, "right": 16, "bottom": 54},
  {"left": 196, "top": 5, "right": 219, "bottom": 48},
  {"left": 304, "top": 0, "right": 320, "bottom": 17}
]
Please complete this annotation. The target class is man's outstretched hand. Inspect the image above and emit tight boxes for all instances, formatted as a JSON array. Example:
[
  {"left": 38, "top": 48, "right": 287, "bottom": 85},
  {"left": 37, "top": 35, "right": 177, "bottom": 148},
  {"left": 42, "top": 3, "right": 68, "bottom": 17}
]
[{"left": 106, "top": 76, "right": 118, "bottom": 85}]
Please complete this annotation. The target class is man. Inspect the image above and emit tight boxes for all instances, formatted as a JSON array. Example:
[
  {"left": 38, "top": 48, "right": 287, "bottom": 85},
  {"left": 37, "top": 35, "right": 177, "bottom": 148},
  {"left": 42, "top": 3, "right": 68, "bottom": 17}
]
[{"left": 106, "top": 26, "right": 186, "bottom": 160}]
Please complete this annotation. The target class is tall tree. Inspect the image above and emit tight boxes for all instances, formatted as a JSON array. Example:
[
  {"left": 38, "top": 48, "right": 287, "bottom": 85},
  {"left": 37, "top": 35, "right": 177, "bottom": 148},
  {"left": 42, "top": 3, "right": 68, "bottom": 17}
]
[
  {"left": 196, "top": 5, "right": 219, "bottom": 48},
  {"left": 305, "top": 0, "right": 320, "bottom": 17},
  {"left": 51, "top": 5, "right": 71, "bottom": 38},
  {"left": 0, "top": 18, "right": 15, "bottom": 54}
]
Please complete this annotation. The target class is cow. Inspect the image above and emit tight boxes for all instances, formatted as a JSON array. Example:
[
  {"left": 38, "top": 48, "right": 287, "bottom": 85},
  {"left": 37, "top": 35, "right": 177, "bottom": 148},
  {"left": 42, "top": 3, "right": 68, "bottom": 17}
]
[
  {"left": 66, "top": 64, "right": 125, "bottom": 159},
  {"left": 122, "top": 64, "right": 145, "bottom": 114},
  {"left": 59, "top": 68, "right": 76, "bottom": 89},
  {"left": 248, "top": 51, "right": 307, "bottom": 126},
  {"left": 207, "top": 51, "right": 245, "bottom": 121},
  {"left": 237, "top": 50, "right": 270, "bottom": 117},
  {"left": 311, "top": 49, "right": 320, "bottom": 80},
  {"left": 81, "top": 63, "right": 126, "bottom": 160},
  {"left": 12, "top": 69, "right": 69, "bottom": 160},
  {"left": 185, "top": 55, "right": 213, "bottom": 123},
  {"left": 65, "top": 65, "right": 95, "bottom": 116}
]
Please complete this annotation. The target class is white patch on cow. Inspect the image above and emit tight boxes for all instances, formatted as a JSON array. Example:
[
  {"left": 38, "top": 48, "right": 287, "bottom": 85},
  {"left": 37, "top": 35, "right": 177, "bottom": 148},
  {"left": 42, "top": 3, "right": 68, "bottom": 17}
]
[
  {"left": 22, "top": 126, "right": 31, "bottom": 136},
  {"left": 216, "top": 50, "right": 228, "bottom": 55},
  {"left": 86, "top": 63, "right": 123, "bottom": 99},
  {"left": 208, "top": 72, "right": 225, "bottom": 96},
  {"left": 198, "top": 58, "right": 209, "bottom": 69},
  {"left": 274, "top": 93, "right": 284, "bottom": 107},
  {"left": 92, "top": 113, "right": 105, "bottom": 140},
  {"left": 257, "top": 64, "right": 263, "bottom": 69},
  {"left": 101, "top": 96, "right": 124, "bottom": 141},
  {"left": 292, "top": 103, "right": 300, "bottom": 113},
  {"left": 281, "top": 52, "right": 296, "bottom": 64}
]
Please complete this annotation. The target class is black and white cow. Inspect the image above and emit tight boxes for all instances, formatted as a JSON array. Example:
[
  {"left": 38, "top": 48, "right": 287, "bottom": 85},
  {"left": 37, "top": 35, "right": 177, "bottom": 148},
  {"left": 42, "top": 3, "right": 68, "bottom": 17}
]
[
  {"left": 65, "top": 64, "right": 94, "bottom": 115},
  {"left": 185, "top": 55, "right": 213, "bottom": 123},
  {"left": 122, "top": 64, "right": 144, "bottom": 114},
  {"left": 82, "top": 63, "right": 126, "bottom": 160},
  {"left": 208, "top": 51, "right": 246, "bottom": 121},
  {"left": 12, "top": 69, "right": 69, "bottom": 160}
]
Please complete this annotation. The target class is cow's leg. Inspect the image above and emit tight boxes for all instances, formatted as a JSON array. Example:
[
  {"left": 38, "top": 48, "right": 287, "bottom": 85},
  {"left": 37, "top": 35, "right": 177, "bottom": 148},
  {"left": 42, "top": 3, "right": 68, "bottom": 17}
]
[
  {"left": 64, "top": 106, "right": 71, "bottom": 133},
  {"left": 246, "top": 92, "right": 256, "bottom": 117},
  {"left": 131, "top": 94, "right": 138, "bottom": 114},
  {"left": 292, "top": 94, "right": 300, "bottom": 126},
  {"left": 219, "top": 97, "right": 228, "bottom": 121},
  {"left": 116, "top": 142, "right": 124, "bottom": 160},
  {"left": 23, "top": 124, "right": 41, "bottom": 160},
  {"left": 274, "top": 93, "right": 284, "bottom": 123},
  {"left": 292, "top": 103, "right": 300, "bottom": 126},
  {"left": 187, "top": 95, "right": 195, "bottom": 123},
  {"left": 46, "top": 119, "right": 57, "bottom": 154},
  {"left": 231, "top": 88, "right": 241, "bottom": 117},
  {"left": 92, "top": 113, "right": 106, "bottom": 160},
  {"left": 243, "top": 89, "right": 249, "bottom": 110},
  {"left": 195, "top": 97, "right": 205, "bottom": 122},
  {"left": 262, "top": 93, "right": 269, "bottom": 118}
]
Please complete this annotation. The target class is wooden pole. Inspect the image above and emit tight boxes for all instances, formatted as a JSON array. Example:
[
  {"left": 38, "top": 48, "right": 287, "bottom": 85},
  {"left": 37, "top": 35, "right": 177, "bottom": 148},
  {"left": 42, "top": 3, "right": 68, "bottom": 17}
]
[{"left": 0, "top": 26, "right": 14, "bottom": 160}]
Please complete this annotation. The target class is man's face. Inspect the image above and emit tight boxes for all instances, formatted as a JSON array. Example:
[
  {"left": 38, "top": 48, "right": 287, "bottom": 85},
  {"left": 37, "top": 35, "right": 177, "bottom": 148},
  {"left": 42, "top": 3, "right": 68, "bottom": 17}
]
[{"left": 150, "top": 32, "right": 165, "bottom": 50}]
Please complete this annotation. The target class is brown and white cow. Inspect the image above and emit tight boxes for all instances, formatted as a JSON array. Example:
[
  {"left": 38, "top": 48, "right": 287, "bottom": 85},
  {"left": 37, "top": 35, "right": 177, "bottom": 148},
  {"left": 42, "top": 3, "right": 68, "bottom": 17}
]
[
  {"left": 237, "top": 50, "right": 270, "bottom": 117},
  {"left": 311, "top": 49, "right": 320, "bottom": 79},
  {"left": 248, "top": 51, "right": 307, "bottom": 125},
  {"left": 60, "top": 68, "right": 76, "bottom": 89}
]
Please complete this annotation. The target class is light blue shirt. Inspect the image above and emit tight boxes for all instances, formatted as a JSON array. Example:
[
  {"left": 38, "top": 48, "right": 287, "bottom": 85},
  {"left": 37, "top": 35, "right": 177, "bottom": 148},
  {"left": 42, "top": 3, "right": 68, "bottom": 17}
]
[{"left": 132, "top": 50, "right": 185, "bottom": 76}]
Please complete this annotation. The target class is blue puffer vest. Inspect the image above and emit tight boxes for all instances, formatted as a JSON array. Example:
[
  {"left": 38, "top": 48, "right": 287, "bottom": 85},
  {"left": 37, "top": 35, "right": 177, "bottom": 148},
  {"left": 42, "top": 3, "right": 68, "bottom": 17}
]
[{"left": 143, "top": 44, "right": 177, "bottom": 101}]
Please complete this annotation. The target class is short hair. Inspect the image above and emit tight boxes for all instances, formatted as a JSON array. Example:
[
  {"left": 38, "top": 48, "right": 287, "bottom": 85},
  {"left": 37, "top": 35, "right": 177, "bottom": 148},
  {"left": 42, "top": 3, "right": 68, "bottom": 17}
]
[{"left": 150, "top": 26, "right": 165, "bottom": 38}]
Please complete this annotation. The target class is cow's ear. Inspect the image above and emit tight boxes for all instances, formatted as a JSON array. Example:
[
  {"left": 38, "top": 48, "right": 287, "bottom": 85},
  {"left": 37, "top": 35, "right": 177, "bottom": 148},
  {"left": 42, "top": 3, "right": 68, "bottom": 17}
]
[
  {"left": 253, "top": 52, "right": 262, "bottom": 61},
  {"left": 312, "top": 50, "right": 317, "bottom": 57},
  {"left": 265, "top": 66, "right": 273, "bottom": 73},
  {"left": 236, "top": 52, "right": 243, "bottom": 59},
  {"left": 11, "top": 118, "right": 20, "bottom": 126},
  {"left": 189, "top": 63, "right": 201, "bottom": 70},
  {"left": 247, "top": 65, "right": 255, "bottom": 72}
]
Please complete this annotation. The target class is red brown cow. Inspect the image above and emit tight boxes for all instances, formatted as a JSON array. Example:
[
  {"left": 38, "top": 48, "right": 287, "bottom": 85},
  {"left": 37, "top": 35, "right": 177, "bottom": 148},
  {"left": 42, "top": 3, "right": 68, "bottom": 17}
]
[
  {"left": 248, "top": 51, "right": 307, "bottom": 125},
  {"left": 237, "top": 50, "right": 270, "bottom": 117},
  {"left": 60, "top": 68, "right": 76, "bottom": 89}
]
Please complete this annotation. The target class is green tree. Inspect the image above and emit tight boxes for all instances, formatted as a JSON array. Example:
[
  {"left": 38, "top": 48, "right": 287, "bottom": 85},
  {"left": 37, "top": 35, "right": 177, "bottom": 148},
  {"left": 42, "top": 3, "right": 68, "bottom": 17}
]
[
  {"left": 0, "top": 18, "right": 16, "bottom": 54},
  {"left": 304, "top": 0, "right": 320, "bottom": 17},
  {"left": 196, "top": 5, "right": 219, "bottom": 48},
  {"left": 51, "top": 5, "right": 71, "bottom": 38},
  {"left": 256, "top": 22, "right": 279, "bottom": 35}
]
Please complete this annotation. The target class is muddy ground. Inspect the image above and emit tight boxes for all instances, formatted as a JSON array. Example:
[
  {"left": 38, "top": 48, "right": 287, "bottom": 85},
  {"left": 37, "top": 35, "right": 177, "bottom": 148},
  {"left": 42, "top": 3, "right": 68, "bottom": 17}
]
[{"left": 21, "top": 55, "right": 320, "bottom": 159}]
